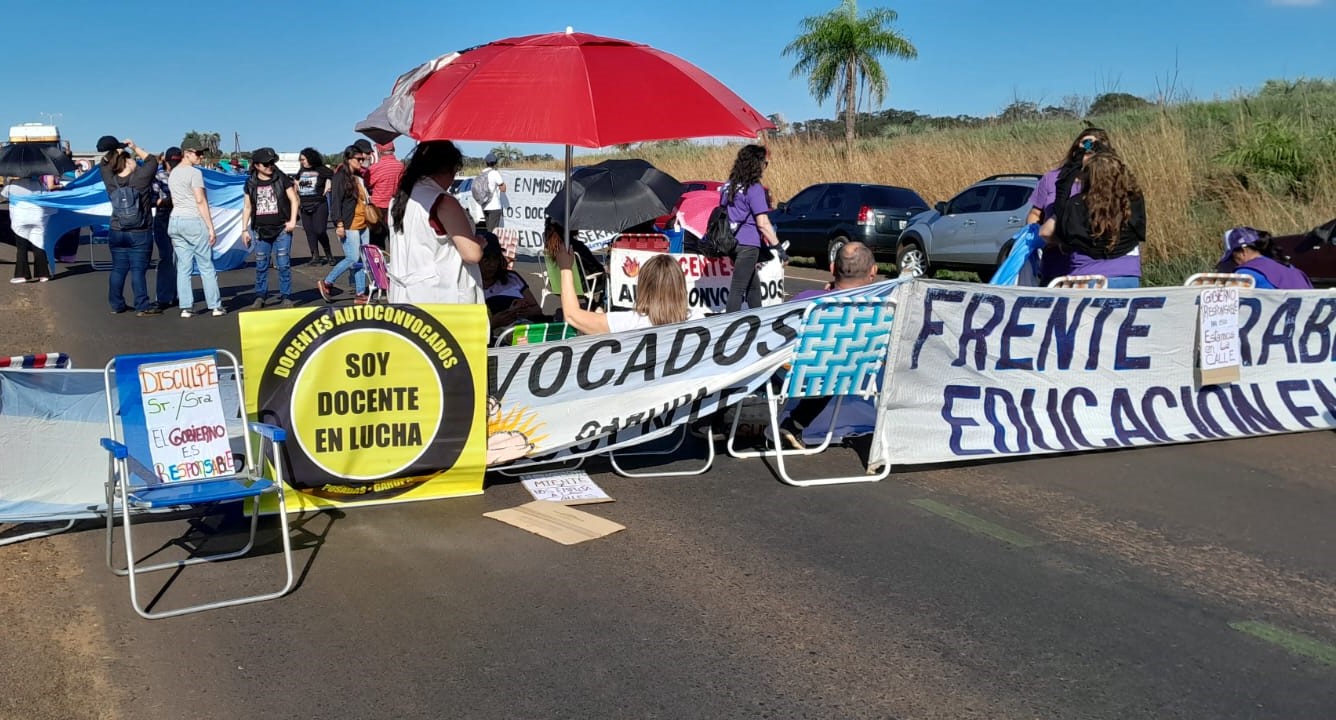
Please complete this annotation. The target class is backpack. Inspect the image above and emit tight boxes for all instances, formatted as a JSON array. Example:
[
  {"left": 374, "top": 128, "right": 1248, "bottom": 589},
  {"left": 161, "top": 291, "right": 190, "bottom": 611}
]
[
  {"left": 109, "top": 175, "right": 149, "bottom": 229},
  {"left": 700, "top": 189, "right": 747, "bottom": 258},
  {"left": 471, "top": 170, "right": 495, "bottom": 206}
]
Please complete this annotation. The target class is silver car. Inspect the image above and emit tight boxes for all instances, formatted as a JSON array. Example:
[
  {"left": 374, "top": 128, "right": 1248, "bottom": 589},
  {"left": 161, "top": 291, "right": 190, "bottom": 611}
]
[{"left": 896, "top": 174, "right": 1040, "bottom": 277}]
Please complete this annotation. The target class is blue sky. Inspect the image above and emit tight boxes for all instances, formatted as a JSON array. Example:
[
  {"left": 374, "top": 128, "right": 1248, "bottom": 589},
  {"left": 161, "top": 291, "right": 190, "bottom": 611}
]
[{"left": 8, "top": 0, "right": 1332, "bottom": 158}]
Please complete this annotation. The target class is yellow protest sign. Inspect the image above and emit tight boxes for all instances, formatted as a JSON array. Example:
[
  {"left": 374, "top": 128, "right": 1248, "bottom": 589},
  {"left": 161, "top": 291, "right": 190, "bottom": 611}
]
[{"left": 240, "top": 304, "right": 488, "bottom": 511}]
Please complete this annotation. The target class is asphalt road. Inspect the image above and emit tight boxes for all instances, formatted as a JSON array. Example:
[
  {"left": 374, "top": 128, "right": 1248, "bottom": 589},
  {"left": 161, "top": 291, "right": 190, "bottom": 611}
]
[{"left": 1, "top": 235, "right": 1334, "bottom": 720}]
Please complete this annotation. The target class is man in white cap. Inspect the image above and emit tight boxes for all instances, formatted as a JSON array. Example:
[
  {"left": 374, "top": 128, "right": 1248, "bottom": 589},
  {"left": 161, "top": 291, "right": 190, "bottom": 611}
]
[{"left": 477, "top": 151, "right": 507, "bottom": 232}]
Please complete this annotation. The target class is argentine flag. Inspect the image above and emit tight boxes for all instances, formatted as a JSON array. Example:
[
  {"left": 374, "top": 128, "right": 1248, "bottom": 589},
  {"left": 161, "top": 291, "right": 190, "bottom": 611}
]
[{"left": 9, "top": 166, "right": 249, "bottom": 272}]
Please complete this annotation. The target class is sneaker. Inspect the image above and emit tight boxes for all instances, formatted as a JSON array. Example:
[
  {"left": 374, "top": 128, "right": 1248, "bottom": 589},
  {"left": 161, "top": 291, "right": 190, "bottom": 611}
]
[
  {"left": 110, "top": 307, "right": 129, "bottom": 315},
  {"left": 211, "top": 308, "right": 227, "bottom": 317},
  {"left": 278, "top": 297, "right": 295, "bottom": 309},
  {"left": 136, "top": 306, "right": 163, "bottom": 317},
  {"left": 778, "top": 418, "right": 807, "bottom": 450},
  {"left": 317, "top": 280, "right": 335, "bottom": 303},
  {"left": 35, "top": 277, "right": 49, "bottom": 283},
  {"left": 354, "top": 294, "right": 369, "bottom": 306},
  {"left": 180, "top": 309, "right": 193, "bottom": 318},
  {"left": 9, "top": 277, "right": 28, "bottom": 285},
  {"left": 250, "top": 296, "right": 266, "bottom": 310}
]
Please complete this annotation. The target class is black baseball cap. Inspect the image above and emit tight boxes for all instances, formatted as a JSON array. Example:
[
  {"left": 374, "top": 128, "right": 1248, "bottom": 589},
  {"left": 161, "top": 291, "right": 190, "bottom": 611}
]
[
  {"left": 251, "top": 147, "right": 279, "bottom": 165},
  {"left": 353, "top": 139, "right": 374, "bottom": 154},
  {"left": 96, "top": 135, "right": 126, "bottom": 152}
]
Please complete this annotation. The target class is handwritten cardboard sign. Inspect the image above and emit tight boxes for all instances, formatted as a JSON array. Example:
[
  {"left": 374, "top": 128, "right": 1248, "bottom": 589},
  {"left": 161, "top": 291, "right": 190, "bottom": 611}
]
[
  {"left": 1197, "top": 287, "right": 1241, "bottom": 386},
  {"left": 139, "top": 357, "right": 232, "bottom": 482},
  {"left": 520, "top": 470, "right": 612, "bottom": 505}
]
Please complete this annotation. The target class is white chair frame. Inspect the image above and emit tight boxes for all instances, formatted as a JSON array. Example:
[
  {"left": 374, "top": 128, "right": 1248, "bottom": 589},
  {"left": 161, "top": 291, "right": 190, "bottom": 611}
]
[
  {"left": 1047, "top": 274, "right": 1108, "bottom": 289},
  {"left": 102, "top": 349, "right": 295, "bottom": 619},
  {"left": 1184, "top": 272, "right": 1256, "bottom": 288},
  {"left": 725, "top": 296, "right": 896, "bottom": 487}
]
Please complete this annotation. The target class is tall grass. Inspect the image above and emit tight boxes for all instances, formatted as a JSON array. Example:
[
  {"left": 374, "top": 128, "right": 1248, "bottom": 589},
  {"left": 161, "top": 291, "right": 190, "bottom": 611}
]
[{"left": 533, "top": 81, "right": 1336, "bottom": 285}]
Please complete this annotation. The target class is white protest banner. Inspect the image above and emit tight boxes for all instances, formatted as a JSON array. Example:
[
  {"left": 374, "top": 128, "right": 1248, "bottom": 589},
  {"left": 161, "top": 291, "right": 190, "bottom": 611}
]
[
  {"left": 1198, "top": 287, "right": 1241, "bottom": 386},
  {"left": 497, "top": 169, "right": 615, "bottom": 256},
  {"left": 521, "top": 469, "right": 612, "bottom": 504},
  {"left": 486, "top": 279, "right": 906, "bottom": 469},
  {"left": 608, "top": 248, "right": 786, "bottom": 313},
  {"left": 139, "top": 357, "right": 232, "bottom": 482},
  {"left": 871, "top": 281, "right": 1336, "bottom": 469}
]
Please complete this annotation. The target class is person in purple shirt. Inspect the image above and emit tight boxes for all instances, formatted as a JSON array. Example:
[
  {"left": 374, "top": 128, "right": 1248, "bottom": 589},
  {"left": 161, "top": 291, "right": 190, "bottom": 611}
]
[
  {"left": 721, "top": 144, "right": 781, "bottom": 312},
  {"left": 1027, "top": 128, "right": 1141, "bottom": 286},
  {"left": 1043, "top": 152, "right": 1145, "bottom": 287},
  {"left": 1216, "top": 226, "right": 1313, "bottom": 289}
]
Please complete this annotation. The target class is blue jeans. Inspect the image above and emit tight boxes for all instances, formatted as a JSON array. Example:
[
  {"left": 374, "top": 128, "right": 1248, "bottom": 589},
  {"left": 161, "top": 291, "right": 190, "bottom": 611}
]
[
  {"left": 325, "top": 228, "right": 366, "bottom": 294},
  {"left": 253, "top": 232, "right": 293, "bottom": 299},
  {"left": 108, "top": 229, "right": 153, "bottom": 312},
  {"left": 152, "top": 208, "right": 176, "bottom": 306},
  {"left": 169, "top": 215, "right": 222, "bottom": 311},
  {"left": 1106, "top": 276, "right": 1141, "bottom": 289}
]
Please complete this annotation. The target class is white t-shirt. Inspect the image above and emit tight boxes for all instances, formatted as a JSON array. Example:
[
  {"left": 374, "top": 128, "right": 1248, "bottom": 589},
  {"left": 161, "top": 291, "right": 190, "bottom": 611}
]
[
  {"left": 168, "top": 165, "right": 205, "bottom": 219},
  {"left": 606, "top": 307, "right": 708, "bottom": 333},
  {"left": 387, "top": 177, "right": 484, "bottom": 304},
  {"left": 481, "top": 167, "right": 503, "bottom": 211}
]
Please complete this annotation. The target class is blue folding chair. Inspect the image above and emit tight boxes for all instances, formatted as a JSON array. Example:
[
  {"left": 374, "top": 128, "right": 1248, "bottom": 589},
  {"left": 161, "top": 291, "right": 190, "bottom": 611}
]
[
  {"left": 99, "top": 349, "right": 294, "bottom": 619},
  {"left": 726, "top": 296, "right": 896, "bottom": 487}
]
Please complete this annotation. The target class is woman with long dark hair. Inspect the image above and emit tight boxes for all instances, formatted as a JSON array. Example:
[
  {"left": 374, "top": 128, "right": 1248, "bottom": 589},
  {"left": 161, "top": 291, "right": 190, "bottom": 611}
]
[
  {"left": 1028, "top": 127, "right": 1121, "bottom": 282},
  {"left": 295, "top": 148, "right": 335, "bottom": 265},
  {"left": 318, "top": 146, "right": 370, "bottom": 304},
  {"left": 98, "top": 136, "right": 160, "bottom": 315},
  {"left": 1047, "top": 151, "right": 1146, "bottom": 288},
  {"left": 385, "top": 140, "right": 483, "bottom": 303},
  {"left": 722, "top": 144, "right": 780, "bottom": 312}
]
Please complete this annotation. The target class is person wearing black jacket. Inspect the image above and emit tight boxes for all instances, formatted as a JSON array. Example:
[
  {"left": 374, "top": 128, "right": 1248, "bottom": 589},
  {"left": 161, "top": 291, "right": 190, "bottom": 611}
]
[
  {"left": 1044, "top": 151, "right": 1146, "bottom": 288},
  {"left": 318, "top": 146, "right": 369, "bottom": 304},
  {"left": 98, "top": 135, "right": 160, "bottom": 315}
]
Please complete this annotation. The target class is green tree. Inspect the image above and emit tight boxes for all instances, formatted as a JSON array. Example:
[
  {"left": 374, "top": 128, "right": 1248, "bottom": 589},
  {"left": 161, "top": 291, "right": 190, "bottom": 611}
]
[
  {"left": 1089, "top": 92, "right": 1151, "bottom": 116},
  {"left": 181, "top": 130, "right": 221, "bottom": 158},
  {"left": 783, "top": 0, "right": 917, "bottom": 149},
  {"left": 489, "top": 143, "right": 522, "bottom": 164}
]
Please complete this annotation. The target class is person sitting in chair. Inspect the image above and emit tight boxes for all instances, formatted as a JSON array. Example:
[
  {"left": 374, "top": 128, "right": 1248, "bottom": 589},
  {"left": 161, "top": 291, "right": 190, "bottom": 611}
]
[
  {"left": 479, "top": 230, "right": 543, "bottom": 329},
  {"left": 780, "top": 240, "right": 882, "bottom": 448},
  {"left": 1216, "top": 226, "right": 1313, "bottom": 290}
]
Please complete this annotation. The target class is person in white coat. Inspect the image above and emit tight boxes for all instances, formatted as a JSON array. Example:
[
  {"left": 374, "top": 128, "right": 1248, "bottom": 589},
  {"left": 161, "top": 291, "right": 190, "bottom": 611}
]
[{"left": 386, "top": 140, "right": 484, "bottom": 304}]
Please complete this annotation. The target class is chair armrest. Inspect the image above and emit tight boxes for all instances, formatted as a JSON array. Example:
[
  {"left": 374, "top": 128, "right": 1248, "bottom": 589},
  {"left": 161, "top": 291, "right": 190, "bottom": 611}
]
[
  {"left": 99, "top": 437, "right": 128, "bottom": 459},
  {"left": 249, "top": 422, "right": 287, "bottom": 443}
]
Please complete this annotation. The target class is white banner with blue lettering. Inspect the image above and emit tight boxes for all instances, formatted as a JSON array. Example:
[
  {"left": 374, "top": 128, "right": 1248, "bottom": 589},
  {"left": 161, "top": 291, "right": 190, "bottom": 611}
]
[
  {"left": 10, "top": 166, "right": 249, "bottom": 271},
  {"left": 873, "top": 280, "right": 1336, "bottom": 468}
]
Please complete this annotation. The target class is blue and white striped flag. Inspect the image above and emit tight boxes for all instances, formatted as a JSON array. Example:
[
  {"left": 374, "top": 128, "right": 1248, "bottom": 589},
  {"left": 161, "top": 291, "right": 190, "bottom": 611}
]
[{"left": 9, "top": 166, "right": 249, "bottom": 271}]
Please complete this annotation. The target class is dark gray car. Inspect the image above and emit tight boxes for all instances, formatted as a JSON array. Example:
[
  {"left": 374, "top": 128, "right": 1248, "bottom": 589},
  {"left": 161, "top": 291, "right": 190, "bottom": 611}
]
[{"left": 770, "top": 183, "right": 929, "bottom": 265}]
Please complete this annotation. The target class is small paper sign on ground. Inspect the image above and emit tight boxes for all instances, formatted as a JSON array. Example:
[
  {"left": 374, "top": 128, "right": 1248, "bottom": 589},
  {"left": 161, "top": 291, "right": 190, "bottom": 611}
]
[
  {"left": 520, "top": 469, "right": 612, "bottom": 505},
  {"left": 484, "top": 501, "right": 625, "bottom": 545}
]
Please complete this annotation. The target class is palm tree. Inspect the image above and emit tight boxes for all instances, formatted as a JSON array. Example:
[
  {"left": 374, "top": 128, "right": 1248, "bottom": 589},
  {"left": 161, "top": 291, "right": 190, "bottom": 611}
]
[{"left": 783, "top": 0, "right": 917, "bottom": 149}]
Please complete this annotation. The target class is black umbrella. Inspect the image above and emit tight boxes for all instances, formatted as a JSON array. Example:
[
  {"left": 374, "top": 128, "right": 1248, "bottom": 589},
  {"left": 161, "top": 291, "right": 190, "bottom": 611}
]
[
  {"left": 544, "top": 159, "right": 683, "bottom": 232},
  {"left": 0, "top": 143, "right": 75, "bottom": 179}
]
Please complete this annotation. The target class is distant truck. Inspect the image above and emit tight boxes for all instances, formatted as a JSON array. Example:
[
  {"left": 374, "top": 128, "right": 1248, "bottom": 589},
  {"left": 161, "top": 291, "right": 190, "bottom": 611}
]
[{"left": 9, "top": 122, "right": 60, "bottom": 143}]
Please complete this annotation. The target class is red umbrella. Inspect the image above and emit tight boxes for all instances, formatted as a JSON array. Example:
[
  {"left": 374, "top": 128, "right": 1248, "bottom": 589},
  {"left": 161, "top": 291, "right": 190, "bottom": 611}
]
[{"left": 357, "top": 30, "right": 773, "bottom": 148}]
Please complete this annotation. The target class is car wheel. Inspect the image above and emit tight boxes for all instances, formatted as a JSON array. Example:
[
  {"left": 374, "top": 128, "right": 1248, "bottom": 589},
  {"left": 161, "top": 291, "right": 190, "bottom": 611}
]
[
  {"left": 896, "top": 241, "right": 930, "bottom": 279},
  {"left": 827, "top": 235, "right": 850, "bottom": 267}
]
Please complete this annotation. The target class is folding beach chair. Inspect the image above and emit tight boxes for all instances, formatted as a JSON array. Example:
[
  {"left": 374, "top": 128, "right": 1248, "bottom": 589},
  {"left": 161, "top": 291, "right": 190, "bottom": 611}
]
[
  {"left": 726, "top": 296, "right": 896, "bottom": 487},
  {"left": 1047, "top": 274, "right": 1107, "bottom": 289},
  {"left": 1184, "top": 273, "right": 1255, "bottom": 288},
  {"left": 540, "top": 253, "right": 604, "bottom": 310},
  {"left": 100, "top": 348, "right": 294, "bottom": 619},
  {"left": 362, "top": 244, "right": 391, "bottom": 303},
  {"left": 610, "top": 233, "right": 670, "bottom": 253},
  {"left": 0, "top": 352, "right": 77, "bottom": 547}
]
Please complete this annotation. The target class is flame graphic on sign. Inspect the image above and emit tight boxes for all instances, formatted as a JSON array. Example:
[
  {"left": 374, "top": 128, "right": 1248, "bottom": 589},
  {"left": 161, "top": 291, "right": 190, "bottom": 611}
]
[{"left": 622, "top": 257, "right": 641, "bottom": 277}]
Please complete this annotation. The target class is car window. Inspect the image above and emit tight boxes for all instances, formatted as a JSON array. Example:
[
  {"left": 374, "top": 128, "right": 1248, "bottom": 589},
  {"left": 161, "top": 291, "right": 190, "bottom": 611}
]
[
  {"left": 817, "top": 185, "right": 848, "bottom": 212},
  {"left": 988, "top": 184, "right": 1032, "bottom": 212},
  {"left": 864, "top": 187, "right": 928, "bottom": 209},
  {"left": 947, "top": 186, "right": 993, "bottom": 215},
  {"left": 785, "top": 185, "right": 825, "bottom": 214}
]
